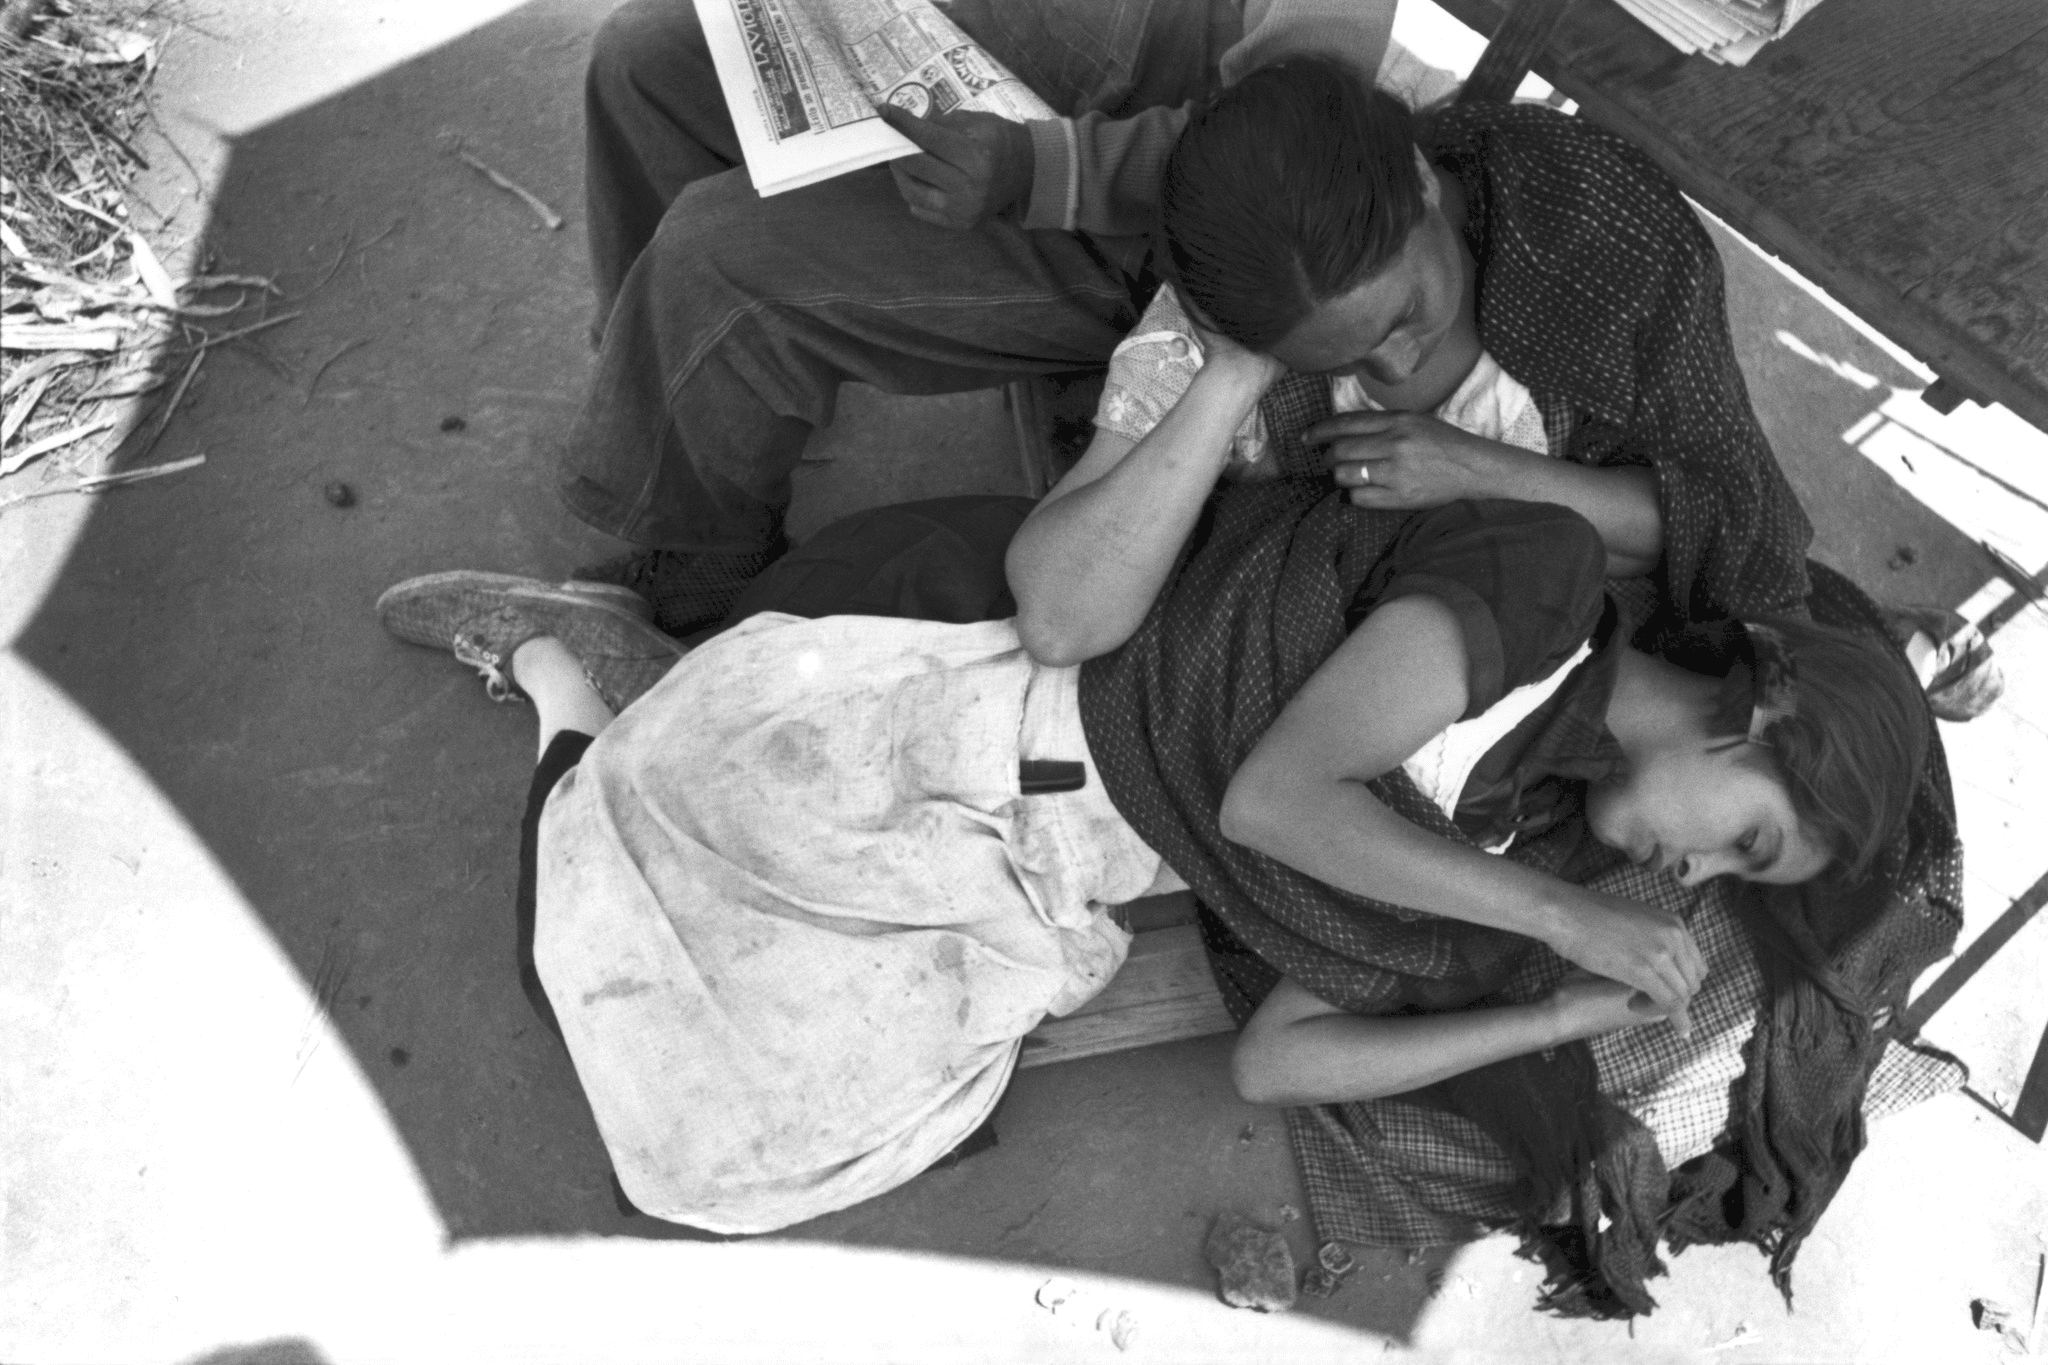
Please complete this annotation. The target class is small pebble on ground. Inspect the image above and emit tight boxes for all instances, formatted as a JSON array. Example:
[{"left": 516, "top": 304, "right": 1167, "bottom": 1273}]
[{"left": 1205, "top": 1212, "right": 1296, "bottom": 1312}]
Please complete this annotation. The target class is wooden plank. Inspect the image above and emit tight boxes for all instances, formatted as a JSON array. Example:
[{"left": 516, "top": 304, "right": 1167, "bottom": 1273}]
[
  {"left": 1731, "top": 15, "right": 2048, "bottom": 203},
  {"left": 1018, "top": 923, "right": 1237, "bottom": 1068},
  {"left": 1569, "top": 0, "right": 2042, "bottom": 190},
  {"left": 1437, "top": 0, "right": 2044, "bottom": 188},
  {"left": 1018, "top": 995, "right": 1239, "bottom": 1067},
  {"left": 1769, "top": 32, "right": 2048, "bottom": 319},
  {"left": 1910, "top": 212, "right": 2048, "bottom": 407},
  {"left": 1053, "top": 923, "right": 1225, "bottom": 1019},
  {"left": 1116, "top": 888, "right": 1198, "bottom": 933},
  {"left": 1430, "top": 0, "right": 2048, "bottom": 431}
]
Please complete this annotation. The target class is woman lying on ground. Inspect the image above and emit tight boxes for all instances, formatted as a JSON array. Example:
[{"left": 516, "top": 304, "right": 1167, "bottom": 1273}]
[{"left": 375, "top": 478, "right": 1934, "bottom": 1311}]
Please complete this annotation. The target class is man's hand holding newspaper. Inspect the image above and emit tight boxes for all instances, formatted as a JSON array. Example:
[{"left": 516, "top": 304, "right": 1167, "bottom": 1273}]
[
  {"left": 694, "top": 0, "right": 1055, "bottom": 205},
  {"left": 876, "top": 105, "right": 1032, "bottom": 229}
]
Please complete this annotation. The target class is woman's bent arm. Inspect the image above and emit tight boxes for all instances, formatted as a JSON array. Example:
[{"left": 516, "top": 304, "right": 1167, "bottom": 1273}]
[
  {"left": 1218, "top": 595, "right": 1705, "bottom": 1024},
  {"left": 1007, "top": 347, "right": 1281, "bottom": 666}
]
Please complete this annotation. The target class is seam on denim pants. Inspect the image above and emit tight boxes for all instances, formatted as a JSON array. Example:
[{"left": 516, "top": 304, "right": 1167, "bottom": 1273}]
[
  {"left": 661, "top": 283, "right": 1137, "bottom": 413},
  {"left": 1058, "top": 119, "right": 1080, "bottom": 231}
]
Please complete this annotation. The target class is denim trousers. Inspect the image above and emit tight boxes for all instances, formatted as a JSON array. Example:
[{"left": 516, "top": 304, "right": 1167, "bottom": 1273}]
[{"left": 560, "top": 0, "right": 1221, "bottom": 555}]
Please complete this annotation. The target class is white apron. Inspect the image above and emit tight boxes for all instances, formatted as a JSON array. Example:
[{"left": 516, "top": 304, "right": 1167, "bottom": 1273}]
[{"left": 533, "top": 613, "right": 1161, "bottom": 1233}]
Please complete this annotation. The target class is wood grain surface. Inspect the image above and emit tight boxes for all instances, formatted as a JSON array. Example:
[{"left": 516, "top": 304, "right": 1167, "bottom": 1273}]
[
  {"left": 1019, "top": 924, "right": 1236, "bottom": 1068},
  {"left": 1432, "top": 0, "right": 2048, "bottom": 432}
]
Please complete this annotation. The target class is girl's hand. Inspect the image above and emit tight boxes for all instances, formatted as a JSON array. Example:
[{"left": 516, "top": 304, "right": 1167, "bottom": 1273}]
[
  {"left": 1543, "top": 889, "right": 1706, "bottom": 1037},
  {"left": 1545, "top": 971, "right": 1670, "bottom": 1041}
]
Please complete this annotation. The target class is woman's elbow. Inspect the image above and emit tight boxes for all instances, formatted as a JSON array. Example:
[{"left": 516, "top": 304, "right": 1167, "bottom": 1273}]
[
  {"left": 1013, "top": 609, "right": 1100, "bottom": 668},
  {"left": 1229, "top": 1032, "right": 1288, "bottom": 1107},
  {"left": 1217, "top": 769, "right": 1282, "bottom": 851},
  {"left": 1008, "top": 575, "right": 1122, "bottom": 668}
]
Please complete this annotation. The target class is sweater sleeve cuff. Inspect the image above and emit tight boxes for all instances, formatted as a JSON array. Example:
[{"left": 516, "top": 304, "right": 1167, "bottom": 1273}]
[{"left": 1022, "top": 117, "right": 1080, "bottom": 232}]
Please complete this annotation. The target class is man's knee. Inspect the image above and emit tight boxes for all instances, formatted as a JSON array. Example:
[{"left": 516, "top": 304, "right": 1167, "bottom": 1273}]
[
  {"left": 643, "top": 166, "right": 903, "bottom": 303},
  {"left": 588, "top": 0, "right": 708, "bottom": 104},
  {"left": 640, "top": 172, "right": 780, "bottom": 295}
]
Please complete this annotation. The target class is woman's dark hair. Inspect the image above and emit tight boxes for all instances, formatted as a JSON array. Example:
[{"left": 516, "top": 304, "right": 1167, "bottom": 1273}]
[
  {"left": 1707, "top": 615, "right": 1931, "bottom": 885},
  {"left": 1159, "top": 57, "right": 1427, "bottom": 350}
]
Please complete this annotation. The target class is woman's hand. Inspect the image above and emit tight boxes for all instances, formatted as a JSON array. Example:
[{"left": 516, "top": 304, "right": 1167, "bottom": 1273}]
[
  {"left": 1188, "top": 314, "right": 1290, "bottom": 393},
  {"left": 1545, "top": 971, "right": 1670, "bottom": 1042},
  {"left": 1309, "top": 410, "right": 1512, "bottom": 510},
  {"left": 1311, "top": 409, "right": 1664, "bottom": 576},
  {"left": 1180, "top": 316, "right": 1286, "bottom": 482},
  {"left": 1541, "top": 890, "right": 1706, "bottom": 1037},
  {"left": 1173, "top": 309, "right": 1286, "bottom": 482}
]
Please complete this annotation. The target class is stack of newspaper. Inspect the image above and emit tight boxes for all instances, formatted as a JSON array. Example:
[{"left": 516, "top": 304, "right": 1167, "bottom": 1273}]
[
  {"left": 694, "top": 0, "right": 1055, "bottom": 196},
  {"left": 1610, "top": 0, "right": 1827, "bottom": 65}
]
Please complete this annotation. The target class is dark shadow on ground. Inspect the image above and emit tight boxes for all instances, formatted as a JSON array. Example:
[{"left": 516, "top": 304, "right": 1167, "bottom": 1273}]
[
  {"left": 12, "top": 0, "right": 1998, "bottom": 1345},
  {"left": 11, "top": 0, "right": 1439, "bottom": 1340}
]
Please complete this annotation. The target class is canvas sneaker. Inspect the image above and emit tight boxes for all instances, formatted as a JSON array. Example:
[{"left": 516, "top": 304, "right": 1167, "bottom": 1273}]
[{"left": 376, "top": 570, "right": 686, "bottom": 711}]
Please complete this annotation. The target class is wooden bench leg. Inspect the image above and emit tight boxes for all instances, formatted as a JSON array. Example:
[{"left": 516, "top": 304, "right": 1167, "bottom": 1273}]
[
  {"left": 1899, "top": 869, "right": 2048, "bottom": 1143},
  {"left": 1458, "top": 0, "right": 1575, "bottom": 107},
  {"left": 2010, "top": 1022, "right": 2048, "bottom": 1143},
  {"left": 1921, "top": 375, "right": 1987, "bottom": 414}
]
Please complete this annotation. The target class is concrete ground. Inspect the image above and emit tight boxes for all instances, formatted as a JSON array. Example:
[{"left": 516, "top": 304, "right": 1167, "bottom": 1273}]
[{"left": 3, "top": 2, "right": 2044, "bottom": 1362}]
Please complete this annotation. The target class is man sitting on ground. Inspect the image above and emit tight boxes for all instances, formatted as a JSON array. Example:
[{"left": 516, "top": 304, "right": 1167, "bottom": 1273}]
[{"left": 564, "top": 0, "right": 1402, "bottom": 635}]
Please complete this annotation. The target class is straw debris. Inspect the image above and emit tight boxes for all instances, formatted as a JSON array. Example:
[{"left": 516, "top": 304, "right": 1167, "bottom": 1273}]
[{"left": 1, "top": 0, "right": 244, "bottom": 496}]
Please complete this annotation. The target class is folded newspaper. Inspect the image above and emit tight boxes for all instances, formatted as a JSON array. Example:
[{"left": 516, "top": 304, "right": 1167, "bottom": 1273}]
[
  {"left": 1610, "top": 0, "right": 1828, "bottom": 65},
  {"left": 695, "top": 0, "right": 1056, "bottom": 197}
]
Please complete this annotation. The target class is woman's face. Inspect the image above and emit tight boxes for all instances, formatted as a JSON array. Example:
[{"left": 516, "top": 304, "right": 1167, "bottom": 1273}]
[
  {"left": 1585, "top": 739, "right": 1834, "bottom": 887},
  {"left": 1264, "top": 167, "right": 1468, "bottom": 388}
]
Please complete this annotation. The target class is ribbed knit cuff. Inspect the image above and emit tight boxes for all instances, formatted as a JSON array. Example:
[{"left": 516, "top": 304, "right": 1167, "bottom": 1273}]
[{"left": 1022, "top": 117, "right": 1080, "bottom": 232}]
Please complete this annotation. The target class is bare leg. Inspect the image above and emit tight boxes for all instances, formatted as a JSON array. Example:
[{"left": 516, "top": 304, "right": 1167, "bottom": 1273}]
[{"left": 513, "top": 636, "right": 615, "bottom": 758}]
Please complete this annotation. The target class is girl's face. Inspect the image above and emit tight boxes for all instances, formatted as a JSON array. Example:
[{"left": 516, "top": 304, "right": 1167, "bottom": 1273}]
[{"left": 1585, "top": 739, "right": 1834, "bottom": 887}]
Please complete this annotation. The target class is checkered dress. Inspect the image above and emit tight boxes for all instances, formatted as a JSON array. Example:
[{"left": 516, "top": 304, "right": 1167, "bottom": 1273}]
[{"left": 1286, "top": 861, "right": 1966, "bottom": 1251}]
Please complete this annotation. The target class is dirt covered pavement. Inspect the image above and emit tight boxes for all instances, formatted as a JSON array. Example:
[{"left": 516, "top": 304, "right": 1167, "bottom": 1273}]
[{"left": 5, "top": 2, "right": 2045, "bottom": 1362}]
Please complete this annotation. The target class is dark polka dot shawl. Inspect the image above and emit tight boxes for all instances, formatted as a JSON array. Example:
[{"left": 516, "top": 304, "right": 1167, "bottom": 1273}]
[{"left": 1256, "top": 101, "right": 1815, "bottom": 629}]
